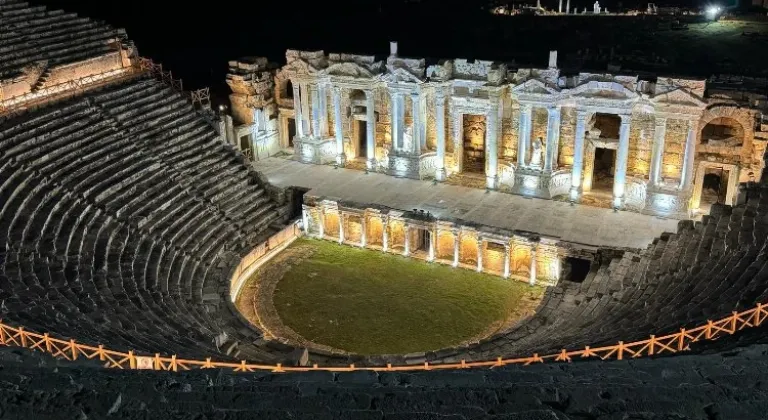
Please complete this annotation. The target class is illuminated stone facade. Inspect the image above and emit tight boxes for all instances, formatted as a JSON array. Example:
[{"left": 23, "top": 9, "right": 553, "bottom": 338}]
[
  {"left": 230, "top": 47, "right": 768, "bottom": 218},
  {"left": 301, "top": 197, "right": 586, "bottom": 287}
]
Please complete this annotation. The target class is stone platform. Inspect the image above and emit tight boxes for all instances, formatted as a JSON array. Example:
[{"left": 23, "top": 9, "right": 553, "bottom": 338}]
[{"left": 253, "top": 157, "right": 680, "bottom": 249}]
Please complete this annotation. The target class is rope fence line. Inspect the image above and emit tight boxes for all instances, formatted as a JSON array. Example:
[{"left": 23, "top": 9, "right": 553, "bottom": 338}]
[{"left": 0, "top": 302, "right": 766, "bottom": 373}]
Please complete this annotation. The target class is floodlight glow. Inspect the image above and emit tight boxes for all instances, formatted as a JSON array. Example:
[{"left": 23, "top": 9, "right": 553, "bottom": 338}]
[{"left": 706, "top": 6, "right": 721, "bottom": 18}]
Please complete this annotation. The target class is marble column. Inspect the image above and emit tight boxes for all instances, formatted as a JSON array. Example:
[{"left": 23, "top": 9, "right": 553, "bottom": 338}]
[
  {"left": 428, "top": 229, "right": 435, "bottom": 262},
  {"left": 360, "top": 214, "right": 367, "bottom": 248},
  {"left": 544, "top": 106, "right": 561, "bottom": 172},
  {"left": 503, "top": 244, "right": 511, "bottom": 279},
  {"left": 300, "top": 82, "right": 311, "bottom": 137},
  {"left": 613, "top": 114, "right": 632, "bottom": 208},
  {"left": 292, "top": 82, "right": 304, "bottom": 138},
  {"left": 476, "top": 237, "right": 483, "bottom": 272},
  {"left": 365, "top": 90, "right": 376, "bottom": 169},
  {"left": 390, "top": 90, "right": 401, "bottom": 150},
  {"left": 453, "top": 231, "right": 460, "bottom": 267},
  {"left": 680, "top": 120, "right": 698, "bottom": 190},
  {"left": 318, "top": 208, "right": 325, "bottom": 238},
  {"left": 566, "top": 0, "right": 571, "bottom": 13},
  {"left": 338, "top": 213, "right": 344, "bottom": 244},
  {"left": 650, "top": 117, "right": 667, "bottom": 186},
  {"left": 311, "top": 87, "right": 321, "bottom": 138},
  {"left": 486, "top": 102, "right": 500, "bottom": 189},
  {"left": 319, "top": 84, "right": 329, "bottom": 137},
  {"left": 382, "top": 217, "right": 389, "bottom": 252},
  {"left": 570, "top": 110, "right": 587, "bottom": 200},
  {"left": 411, "top": 92, "right": 423, "bottom": 155},
  {"left": 301, "top": 208, "right": 310, "bottom": 235},
  {"left": 435, "top": 89, "right": 447, "bottom": 181},
  {"left": 529, "top": 244, "right": 537, "bottom": 286},
  {"left": 403, "top": 224, "right": 410, "bottom": 256},
  {"left": 454, "top": 111, "right": 463, "bottom": 172},
  {"left": 333, "top": 86, "right": 345, "bottom": 166},
  {"left": 518, "top": 104, "right": 532, "bottom": 169}
]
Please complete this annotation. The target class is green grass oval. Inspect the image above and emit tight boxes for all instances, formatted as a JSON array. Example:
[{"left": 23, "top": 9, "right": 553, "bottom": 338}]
[{"left": 273, "top": 238, "right": 543, "bottom": 355}]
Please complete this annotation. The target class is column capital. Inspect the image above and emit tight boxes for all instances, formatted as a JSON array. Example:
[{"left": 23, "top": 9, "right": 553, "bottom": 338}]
[
  {"left": 620, "top": 114, "right": 632, "bottom": 124},
  {"left": 332, "top": 85, "right": 342, "bottom": 94},
  {"left": 364, "top": 89, "right": 374, "bottom": 99},
  {"left": 654, "top": 116, "right": 667, "bottom": 127},
  {"left": 434, "top": 88, "right": 446, "bottom": 101},
  {"left": 520, "top": 103, "right": 533, "bottom": 113},
  {"left": 687, "top": 119, "right": 699, "bottom": 130},
  {"left": 575, "top": 109, "right": 588, "bottom": 121}
]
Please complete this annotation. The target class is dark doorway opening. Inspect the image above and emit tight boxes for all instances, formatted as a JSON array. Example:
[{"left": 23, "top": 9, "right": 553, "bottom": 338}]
[
  {"left": 412, "top": 228, "right": 430, "bottom": 253},
  {"left": 287, "top": 118, "right": 296, "bottom": 147},
  {"left": 592, "top": 147, "right": 616, "bottom": 192},
  {"left": 563, "top": 257, "right": 591, "bottom": 283},
  {"left": 701, "top": 168, "right": 729, "bottom": 211},
  {"left": 462, "top": 114, "right": 486, "bottom": 174},
  {"left": 357, "top": 120, "right": 368, "bottom": 158}
]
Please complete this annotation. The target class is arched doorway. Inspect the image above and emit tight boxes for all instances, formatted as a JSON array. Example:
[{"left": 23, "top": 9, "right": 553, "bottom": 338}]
[
  {"left": 700, "top": 117, "right": 744, "bottom": 146},
  {"left": 583, "top": 113, "right": 621, "bottom": 196}
]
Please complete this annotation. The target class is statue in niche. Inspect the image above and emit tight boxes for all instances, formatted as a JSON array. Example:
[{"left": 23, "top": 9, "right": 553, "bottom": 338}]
[
  {"left": 402, "top": 125, "right": 414, "bottom": 152},
  {"left": 530, "top": 137, "right": 544, "bottom": 168}
]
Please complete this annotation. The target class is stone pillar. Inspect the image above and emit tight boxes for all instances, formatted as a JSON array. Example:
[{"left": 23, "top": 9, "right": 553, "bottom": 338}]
[
  {"left": 360, "top": 214, "right": 367, "bottom": 248},
  {"left": 435, "top": 89, "right": 447, "bottom": 181},
  {"left": 476, "top": 237, "right": 483, "bottom": 272},
  {"left": 301, "top": 208, "right": 310, "bottom": 235},
  {"left": 403, "top": 224, "right": 410, "bottom": 256},
  {"left": 319, "top": 84, "right": 329, "bottom": 137},
  {"left": 566, "top": 0, "right": 571, "bottom": 13},
  {"left": 318, "top": 207, "right": 325, "bottom": 238},
  {"left": 382, "top": 217, "right": 389, "bottom": 252},
  {"left": 411, "top": 92, "right": 422, "bottom": 155},
  {"left": 454, "top": 111, "right": 463, "bottom": 171},
  {"left": 292, "top": 82, "right": 304, "bottom": 138},
  {"left": 311, "top": 86, "right": 321, "bottom": 138},
  {"left": 333, "top": 86, "right": 345, "bottom": 166},
  {"left": 503, "top": 244, "right": 511, "bottom": 279},
  {"left": 559, "top": 0, "right": 563, "bottom": 13},
  {"left": 518, "top": 104, "right": 532, "bottom": 168},
  {"left": 529, "top": 244, "right": 537, "bottom": 286},
  {"left": 613, "top": 114, "right": 632, "bottom": 208},
  {"left": 544, "top": 106, "right": 561, "bottom": 172},
  {"left": 485, "top": 93, "right": 501, "bottom": 189},
  {"left": 570, "top": 110, "right": 587, "bottom": 200},
  {"left": 365, "top": 90, "right": 376, "bottom": 169},
  {"left": 338, "top": 213, "right": 344, "bottom": 244},
  {"left": 300, "top": 82, "right": 311, "bottom": 137},
  {"left": 680, "top": 119, "right": 698, "bottom": 190},
  {"left": 390, "top": 90, "right": 401, "bottom": 150},
  {"left": 453, "top": 231, "right": 460, "bottom": 267},
  {"left": 650, "top": 117, "right": 667, "bottom": 186},
  {"left": 428, "top": 229, "right": 435, "bottom": 262}
]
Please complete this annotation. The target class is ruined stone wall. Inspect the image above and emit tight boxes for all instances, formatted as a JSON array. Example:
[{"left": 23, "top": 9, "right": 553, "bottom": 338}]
[
  {"left": 502, "top": 100, "right": 519, "bottom": 161},
  {"left": 459, "top": 234, "right": 479, "bottom": 265},
  {"left": 43, "top": 52, "right": 123, "bottom": 87},
  {"left": 558, "top": 107, "right": 577, "bottom": 167},
  {"left": 375, "top": 89, "right": 391, "bottom": 163},
  {"left": 662, "top": 119, "right": 688, "bottom": 180},
  {"left": 510, "top": 245, "right": 531, "bottom": 278},
  {"left": 483, "top": 243, "right": 505, "bottom": 274},
  {"left": 436, "top": 231, "right": 454, "bottom": 260},
  {"left": 627, "top": 111, "right": 654, "bottom": 177},
  {"left": 463, "top": 114, "right": 486, "bottom": 150}
]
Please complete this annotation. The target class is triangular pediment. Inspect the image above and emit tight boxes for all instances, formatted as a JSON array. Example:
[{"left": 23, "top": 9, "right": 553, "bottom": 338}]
[
  {"left": 651, "top": 88, "right": 706, "bottom": 108},
  {"left": 382, "top": 67, "right": 423, "bottom": 83},
  {"left": 511, "top": 79, "right": 559, "bottom": 95},
  {"left": 324, "top": 62, "right": 378, "bottom": 78},
  {"left": 568, "top": 80, "right": 638, "bottom": 100},
  {"left": 282, "top": 58, "right": 318, "bottom": 76}
]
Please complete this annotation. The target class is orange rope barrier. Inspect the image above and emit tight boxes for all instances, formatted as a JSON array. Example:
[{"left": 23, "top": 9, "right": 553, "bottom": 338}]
[{"left": 0, "top": 301, "right": 765, "bottom": 373}]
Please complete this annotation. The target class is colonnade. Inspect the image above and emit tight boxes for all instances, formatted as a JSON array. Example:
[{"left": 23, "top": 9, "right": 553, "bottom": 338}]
[{"left": 302, "top": 206, "right": 549, "bottom": 285}]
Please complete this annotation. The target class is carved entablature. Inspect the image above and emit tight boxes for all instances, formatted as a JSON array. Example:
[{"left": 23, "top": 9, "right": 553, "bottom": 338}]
[
  {"left": 385, "top": 56, "right": 426, "bottom": 82},
  {"left": 282, "top": 50, "right": 327, "bottom": 78},
  {"left": 426, "top": 60, "right": 453, "bottom": 82},
  {"left": 651, "top": 87, "right": 707, "bottom": 117},
  {"left": 325, "top": 54, "right": 384, "bottom": 79},
  {"left": 510, "top": 79, "right": 560, "bottom": 104},
  {"left": 451, "top": 59, "right": 507, "bottom": 85},
  {"left": 510, "top": 68, "right": 559, "bottom": 87},
  {"left": 656, "top": 77, "right": 706, "bottom": 98}
]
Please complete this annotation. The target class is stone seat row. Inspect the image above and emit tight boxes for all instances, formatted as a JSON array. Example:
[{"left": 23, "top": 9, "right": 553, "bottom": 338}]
[{"left": 0, "top": 76, "right": 295, "bottom": 361}]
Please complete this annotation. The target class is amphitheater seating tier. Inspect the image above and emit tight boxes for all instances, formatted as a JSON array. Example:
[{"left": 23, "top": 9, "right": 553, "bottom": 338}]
[
  {"left": 0, "top": 75, "right": 294, "bottom": 362},
  {"left": 0, "top": 0, "right": 121, "bottom": 78}
]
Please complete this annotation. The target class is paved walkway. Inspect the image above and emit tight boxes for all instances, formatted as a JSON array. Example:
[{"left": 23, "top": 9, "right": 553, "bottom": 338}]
[{"left": 254, "top": 157, "right": 680, "bottom": 249}]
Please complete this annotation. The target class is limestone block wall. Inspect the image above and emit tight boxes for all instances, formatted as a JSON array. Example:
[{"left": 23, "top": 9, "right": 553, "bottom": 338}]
[
  {"left": 367, "top": 217, "right": 385, "bottom": 246},
  {"left": 345, "top": 215, "right": 363, "bottom": 244},
  {"left": 436, "top": 231, "right": 455, "bottom": 260},
  {"left": 511, "top": 245, "right": 532, "bottom": 278},
  {"left": 531, "top": 108, "right": 549, "bottom": 144},
  {"left": 459, "top": 234, "right": 479, "bottom": 265},
  {"left": 43, "top": 52, "right": 123, "bottom": 88},
  {"left": 375, "top": 89, "right": 391, "bottom": 164},
  {"left": 483, "top": 243, "right": 505, "bottom": 274},
  {"left": 627, "top": 111, "right": 654, "bottom": 177},
  {"left": 324, "top": 212, "right": 340, "bottom": 239},
  {"left": 662, "top": 119, "right": 688, "bottom": 180},
  {"left": 558, "top": 107, "right": 577, "bottom": 167},
  {"left": 501, "top": 104, "right": 519, "bottom": 160},
  {"left": 389, "top": 221, "right": 406, "bottom": 250}
]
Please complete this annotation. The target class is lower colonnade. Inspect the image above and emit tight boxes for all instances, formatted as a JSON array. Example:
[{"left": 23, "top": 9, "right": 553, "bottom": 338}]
[{"left": 301, "top": 197, "right": 581, "bottom": 286}]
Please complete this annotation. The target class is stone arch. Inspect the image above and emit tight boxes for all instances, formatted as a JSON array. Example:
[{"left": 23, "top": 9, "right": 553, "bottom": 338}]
[
  {"left": 700, "top": 117, "right": 744, "bottom": 146},
  {"left": 697, "top": 105, "right": 755, "bottom": 152}
]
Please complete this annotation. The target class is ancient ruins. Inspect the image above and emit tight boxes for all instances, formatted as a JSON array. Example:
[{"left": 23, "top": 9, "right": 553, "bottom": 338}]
[{"left": 225, "top": 45, "right": 768, "bottom": 218}]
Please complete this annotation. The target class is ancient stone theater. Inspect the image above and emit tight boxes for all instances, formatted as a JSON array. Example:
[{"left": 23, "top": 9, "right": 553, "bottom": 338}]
[
  {"left": 224, "top": 46, "right": 768, "bottom": 218},
  {"left": 3, "top": 0, "right": 768, "bottom": 417}
]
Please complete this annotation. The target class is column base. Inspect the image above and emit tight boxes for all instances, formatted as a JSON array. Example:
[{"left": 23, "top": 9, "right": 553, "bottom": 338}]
[
  {"left": 366, "top": 158, "right": 377, "bottom": 171},
  {"left": 569, "top": 186, "right": 580, "bottom": 202},
  {"left": 612, "top": 195, "right": 623, "bottom": 210},
  {"left": 336, "top": 153, "right": 347, "bottom": 167},
  {"left": 486, "top": 174, "right": 498, "bottom": 190},
  {"left": 435, "top": 167, "right": 447, "bottom": 182}
]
